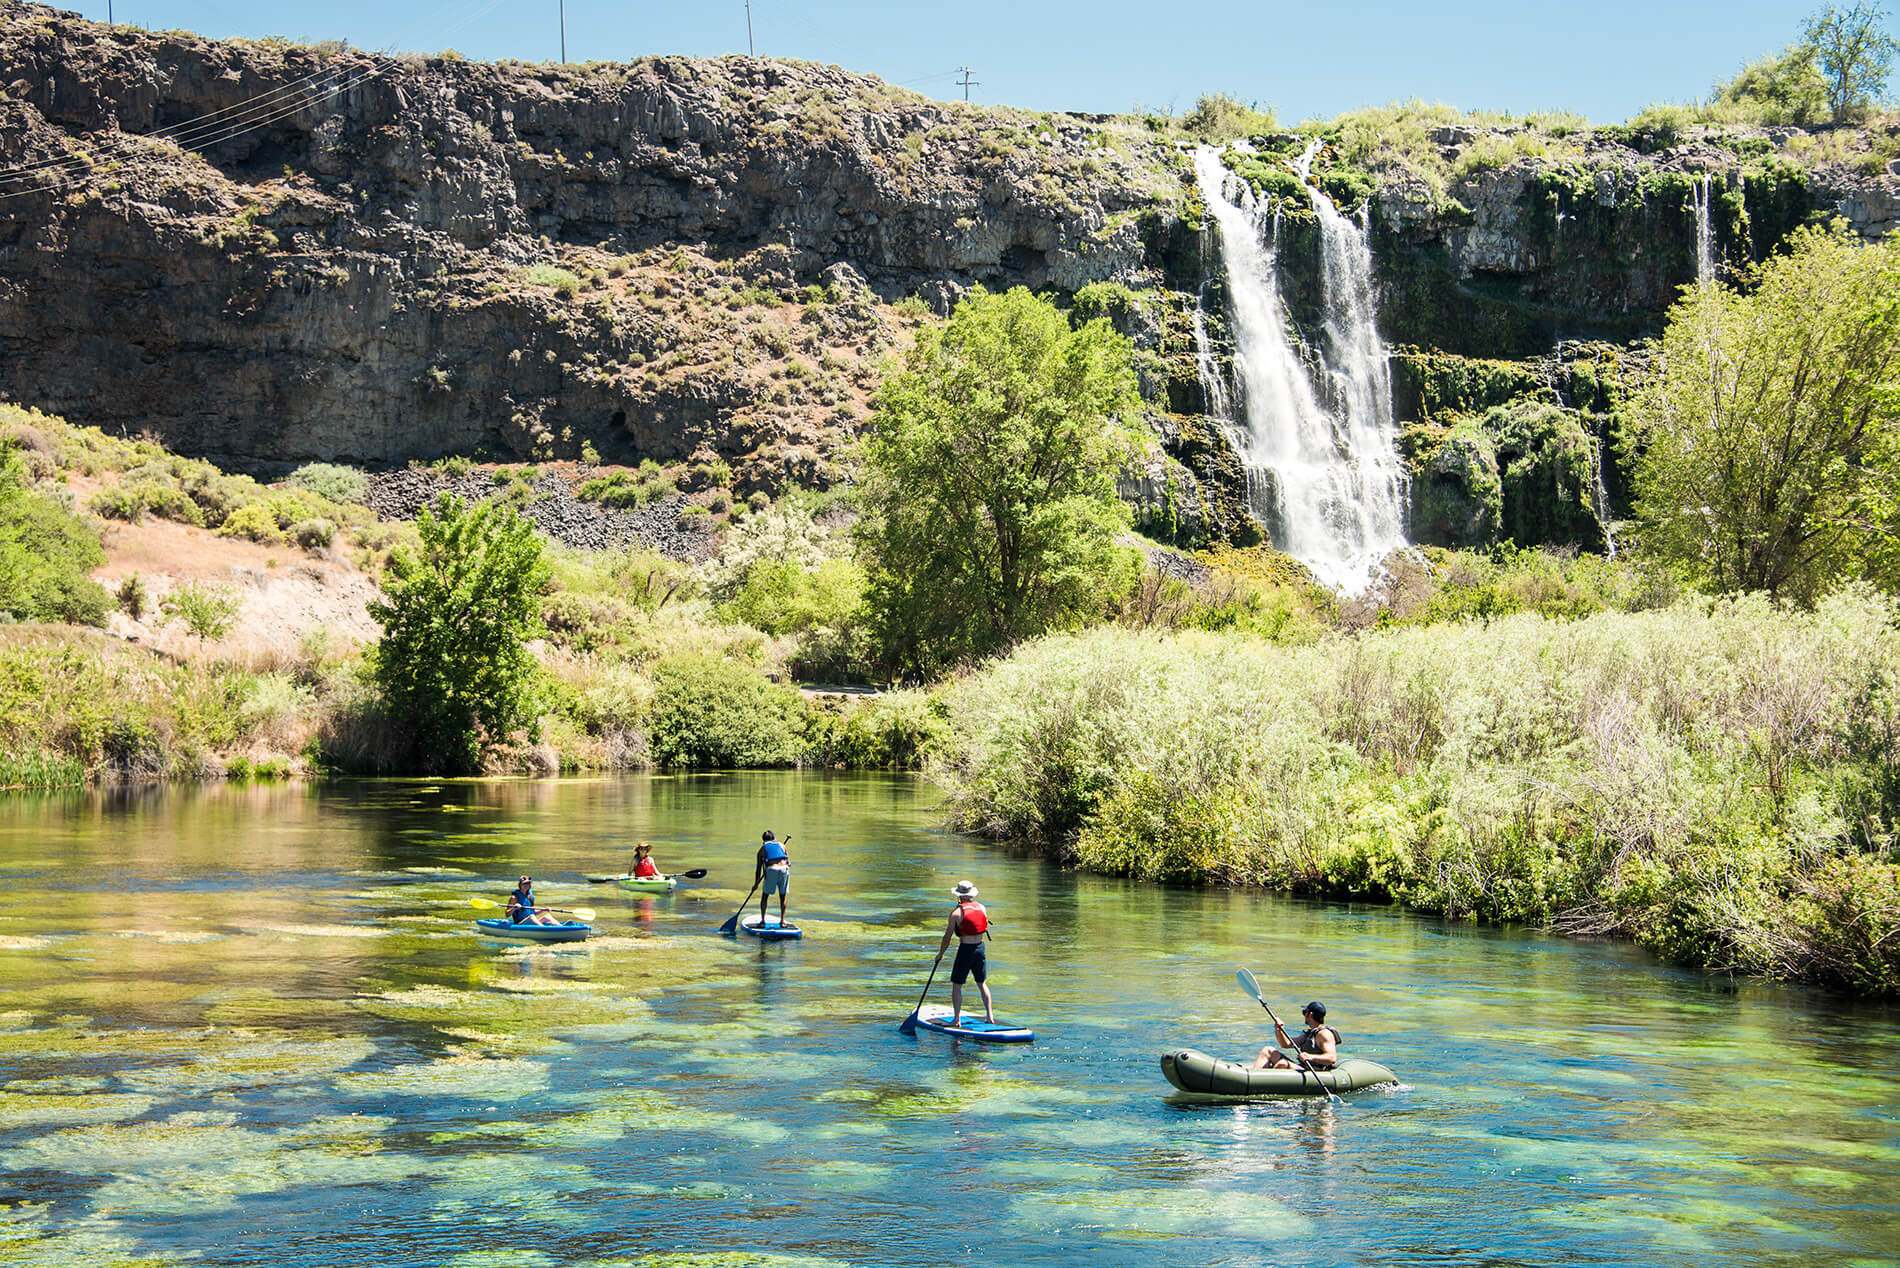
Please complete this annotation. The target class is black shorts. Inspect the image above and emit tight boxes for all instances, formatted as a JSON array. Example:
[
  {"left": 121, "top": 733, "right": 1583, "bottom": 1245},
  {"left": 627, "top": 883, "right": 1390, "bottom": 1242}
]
[{"left": 950, "top": 942, "right": 986, "bottom": 984}]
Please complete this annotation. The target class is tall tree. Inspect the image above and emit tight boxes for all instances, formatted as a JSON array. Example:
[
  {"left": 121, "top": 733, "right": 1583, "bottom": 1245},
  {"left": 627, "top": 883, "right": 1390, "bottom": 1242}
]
[
  {"left": 855, "top": 287, "right": 1145, "bottom": 679},
  {"left": 369, "top": 492, "right": 551, "bottom": 772},
  {"left": 1804, "top": 2, "right": 1900, "bottom": 120},
  {"left": 1623, "top": 227, "right": 1900, "bottom": 602}
]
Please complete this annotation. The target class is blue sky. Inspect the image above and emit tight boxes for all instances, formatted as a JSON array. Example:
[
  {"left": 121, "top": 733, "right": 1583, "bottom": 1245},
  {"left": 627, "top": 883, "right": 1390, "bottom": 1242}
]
[{"left": 65, "top": 1, "right": 1836, "bottom": 123}]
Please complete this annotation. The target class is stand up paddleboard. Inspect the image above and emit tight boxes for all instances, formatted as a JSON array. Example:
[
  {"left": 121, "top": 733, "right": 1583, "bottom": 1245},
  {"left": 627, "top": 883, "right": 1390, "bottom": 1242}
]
[
  {"left": 737, "top": 913, "right": 803, "bottom": 940},
  {"left": 909, "top": 1004, "right": 1033, "bottom": 1043}
]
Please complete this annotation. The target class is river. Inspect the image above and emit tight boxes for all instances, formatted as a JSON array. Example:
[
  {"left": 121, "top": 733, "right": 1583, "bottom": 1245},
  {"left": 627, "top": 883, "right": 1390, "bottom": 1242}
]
[{"left": 0, "top": 773, "right": 1895, "bottom": 1267}]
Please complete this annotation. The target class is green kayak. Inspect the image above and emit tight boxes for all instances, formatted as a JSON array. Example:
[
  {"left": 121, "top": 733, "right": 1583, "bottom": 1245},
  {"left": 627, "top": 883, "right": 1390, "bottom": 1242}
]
[
  {"left": 614, "top": 875, "right": 678, "bottom": 893},
  {"left": 1160, "top": 1048, "right": 1399, "bottom": 1097}
]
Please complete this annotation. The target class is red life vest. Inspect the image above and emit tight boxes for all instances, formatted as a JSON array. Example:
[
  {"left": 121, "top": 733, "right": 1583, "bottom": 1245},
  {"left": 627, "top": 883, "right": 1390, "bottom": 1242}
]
[
  {"left": 955, "top": 901, "right": 988, "bottom": 936},
  {"left": 633, "top": 858, "right": 659, "bottom": 878}
]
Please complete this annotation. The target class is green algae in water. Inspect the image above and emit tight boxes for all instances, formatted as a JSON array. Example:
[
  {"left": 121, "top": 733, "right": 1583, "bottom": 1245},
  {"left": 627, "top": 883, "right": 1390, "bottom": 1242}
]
[
  {"left": 802, "top": 1159, "right": 892, "bottom": 1191},
  {"left": 117, "top": 1035, "right": 377, "bottom": 1096},
  {"left": 425, "top": 1157, "right": 600, "bottom": 1227},
  {"left": 0, "top": 1090, "right": 157, "bottom": 1128},
  {"left": 338, "top": 1055, "right": 552, "bottom": 1100},
  {"left": 0, "top": 1203, "right": 186, "bottom": 1268},
  {"left": 629, "top": 1255, "right": 858, "bottom": 1268},
  {"left": 1008, "top": 1186, "right": 1311, "bottom": 1239}
]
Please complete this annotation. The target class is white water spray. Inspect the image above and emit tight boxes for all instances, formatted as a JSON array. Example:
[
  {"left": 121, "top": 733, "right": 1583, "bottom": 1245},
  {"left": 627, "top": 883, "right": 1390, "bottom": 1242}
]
[
  {"left": 1192, "top": 144, "right": 1408, "bottom": 592},
  {"left": 1692, "top": 174, "right": 1716, "bottom": 285}
]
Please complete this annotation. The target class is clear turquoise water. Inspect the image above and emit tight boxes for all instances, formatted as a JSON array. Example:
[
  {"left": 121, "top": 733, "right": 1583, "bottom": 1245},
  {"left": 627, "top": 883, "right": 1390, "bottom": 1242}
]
[{"left": 0, "top": 772, "right": 1895, "bottom": 1268}]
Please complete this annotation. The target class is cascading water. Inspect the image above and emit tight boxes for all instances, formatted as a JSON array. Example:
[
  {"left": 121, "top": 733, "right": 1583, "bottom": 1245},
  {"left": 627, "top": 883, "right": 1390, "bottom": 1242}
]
[
  {"left": 1692, "top": 174, "right": 1716, "bottom": 285},
  {"left": 1192, "top": 144, "right": 1408, "bottom": 592}
]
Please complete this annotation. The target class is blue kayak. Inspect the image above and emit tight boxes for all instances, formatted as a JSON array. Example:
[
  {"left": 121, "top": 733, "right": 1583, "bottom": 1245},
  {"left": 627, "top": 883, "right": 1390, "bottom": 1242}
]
[
  {"left": 910, "top": 1004, "right": 1033, "bottom": 1043},
  {"left": 737, "top": 913, "right": 803, "bottom": 940},
  {"left": 475, "top": 918, "right": 590, "bottom": 943}
]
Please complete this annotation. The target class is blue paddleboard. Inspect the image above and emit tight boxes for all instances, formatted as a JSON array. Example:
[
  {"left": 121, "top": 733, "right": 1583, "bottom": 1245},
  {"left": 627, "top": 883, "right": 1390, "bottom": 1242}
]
[
  {"left": 738, "top": 913, "right": 803, "bottom": 940},
  {"left": 911, "top": 1004, "right": 1033, "bottom": 1043}
]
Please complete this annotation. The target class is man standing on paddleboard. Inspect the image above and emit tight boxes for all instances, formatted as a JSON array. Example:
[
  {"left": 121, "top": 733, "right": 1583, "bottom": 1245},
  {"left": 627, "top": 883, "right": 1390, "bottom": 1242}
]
[
  {"left": 938, "top": 880, "right": 994, "bottom": 1025},
  {"left": 755, "top": 830, "right": 790, "bottom": 925}
]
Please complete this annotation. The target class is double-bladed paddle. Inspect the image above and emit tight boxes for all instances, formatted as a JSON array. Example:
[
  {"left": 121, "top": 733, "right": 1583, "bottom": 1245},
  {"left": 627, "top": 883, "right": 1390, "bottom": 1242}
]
[
  {"left": 897, "top": 947, "right": 948, "bottom": 1035},
  {"left": 586, "top": 868, "right": 709, "bottom": 884},
  {"left": 469, "top": 897, "right": 596, "bottom": 921},
  {"left": 1237, "top": 968, "right": 1340, "bottom": 1104}
]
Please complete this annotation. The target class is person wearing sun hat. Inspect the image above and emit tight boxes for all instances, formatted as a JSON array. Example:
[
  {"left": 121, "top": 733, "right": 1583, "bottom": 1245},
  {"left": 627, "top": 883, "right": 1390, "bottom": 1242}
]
[{"left": 936, "top": 880, "right": 994, "bottom": 1025}]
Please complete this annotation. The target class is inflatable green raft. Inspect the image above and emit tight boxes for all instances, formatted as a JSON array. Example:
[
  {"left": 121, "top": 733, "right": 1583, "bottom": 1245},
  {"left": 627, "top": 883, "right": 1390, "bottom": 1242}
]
[{"left": 1160, "top": 1048, "right": 1399, "bottom": 1097}]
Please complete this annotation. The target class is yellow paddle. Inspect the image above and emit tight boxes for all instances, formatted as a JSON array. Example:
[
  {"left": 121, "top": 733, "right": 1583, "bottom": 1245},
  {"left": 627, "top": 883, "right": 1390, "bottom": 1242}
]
[{"left": 468, "top": 897, "right": 595, "bottom": 921}]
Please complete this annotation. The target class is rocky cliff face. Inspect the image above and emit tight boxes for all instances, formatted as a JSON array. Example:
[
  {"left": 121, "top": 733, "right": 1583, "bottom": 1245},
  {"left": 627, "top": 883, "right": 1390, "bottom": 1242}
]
[
  {"left": 3, "top": 2, "right": 1894, "bottom": 555},
  {"left": 0, "top": 2, "right": 1180, "bottom": 480}
]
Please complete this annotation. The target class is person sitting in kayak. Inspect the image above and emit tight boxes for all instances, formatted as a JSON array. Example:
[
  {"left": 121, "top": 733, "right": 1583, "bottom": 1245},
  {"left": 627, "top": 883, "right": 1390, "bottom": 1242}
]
[
  {"left": 507, "top": 876, "right": 561, "bottom": 926},
  {"left": 631, "top": 842, "right": 661, "bottom": 879},
  {"left": 755, "top": 831, "right": 790, "bottom": 925},
  {"left": 937, "top": 880, "right": 994, "bottom": 1026},
  {"left": 1252, "top": 1001, "right": 1339, "bottom": 1070}
]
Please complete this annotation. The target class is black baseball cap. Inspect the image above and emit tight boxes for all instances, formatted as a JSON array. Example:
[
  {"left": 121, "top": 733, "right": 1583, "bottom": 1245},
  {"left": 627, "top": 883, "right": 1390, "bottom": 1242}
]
[{"left": 1303, "top": 1001, "right": 1326, "bottom": 1019}]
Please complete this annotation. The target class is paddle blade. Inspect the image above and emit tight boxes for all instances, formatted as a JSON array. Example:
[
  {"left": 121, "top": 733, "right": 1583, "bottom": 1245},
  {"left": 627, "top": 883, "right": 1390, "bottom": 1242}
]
[
  {"left": 898, "top": 1011, "right": 919, "bottom": 1035},
  {"left": 470, "top": 897, "right": 500, "bottom": 911},
  {"left": 569, "top": 908, "right": 595, "bottom": 922},
  {"left": 718, "top": 913, "right": 740, "bottom": 933},
  {"left": 584, "top": 875, "right": 621, "bottom": 884},
  {"left": 679, "top": 868, "right": 709, "bottom": 879},
  {"left": 1238, "top": 968, "right": 1264, "bottom": 999}
]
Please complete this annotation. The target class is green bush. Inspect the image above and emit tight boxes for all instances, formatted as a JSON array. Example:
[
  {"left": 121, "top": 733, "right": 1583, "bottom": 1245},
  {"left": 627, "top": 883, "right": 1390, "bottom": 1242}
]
[
  {"left": 217, "top": 503, "right": 285, "bottom": 544},
  {"left": 286, "top": 462, "right": 368, "bottom": 505},
  {"left": 577, "top": 461, "right": 676, "bottom": 508},
  {"left": 937, "top": 589, "right": 1900, "bottom": 994},
  {"left": 646, "top": 653, "right": 801, "bottom": 768},
  {"left": 0, "top": 450, "right": 109, "bottom": 625}
]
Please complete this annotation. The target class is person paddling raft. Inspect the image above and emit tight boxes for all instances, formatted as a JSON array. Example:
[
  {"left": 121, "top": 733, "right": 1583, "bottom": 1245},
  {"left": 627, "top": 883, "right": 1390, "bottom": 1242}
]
[
  {"left": 937, "top": 880, "right": 994, "bottom": 1026},
  {"left": 631, "top": 842, "right": 660, "bottom": 879},
  {"left": 755, "top": 831, "right": 790, "bottom": 925},
  {"left": 1252, "top": 1001, "right": 1340, "bottom": 1070},
  {"left": 506, "top": 876, "right": 561, "bottom": 926}
]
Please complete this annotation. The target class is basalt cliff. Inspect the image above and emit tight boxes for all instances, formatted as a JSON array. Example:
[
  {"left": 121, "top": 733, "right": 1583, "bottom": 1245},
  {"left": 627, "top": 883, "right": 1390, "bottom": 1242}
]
[{"left": 1, "top": 1, "right": 1894, "bottom": 549}]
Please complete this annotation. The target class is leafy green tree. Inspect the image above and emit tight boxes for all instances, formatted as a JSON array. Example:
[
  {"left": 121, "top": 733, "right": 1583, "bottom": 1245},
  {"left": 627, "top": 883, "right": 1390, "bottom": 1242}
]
[
  {"left": 854, "top": 287, "right": 1145, "bottom": 679},
  {"left": 646, "top": 653, "right": 801, "bottom": 768},
  {"left": 1713, "top": 43, "right": 1829, "bottom": 123},
  {"left": 1623, "top": 227, "right": 1900, "bottom": 602},
  {"left": 369, "top": 493, "right": 551, "bottom": 773},
  {"left": 1804, "top": 2, "right": 1900, "bottom": 120},
  {"left": 0, "top": 447, "right": 109, "bottom": 625}
]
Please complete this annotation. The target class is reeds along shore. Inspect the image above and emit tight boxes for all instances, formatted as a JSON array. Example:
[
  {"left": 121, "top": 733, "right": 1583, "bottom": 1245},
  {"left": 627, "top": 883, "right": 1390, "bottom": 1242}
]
[{"left": 935, "top": 588, "right": 1900, "bottom": 996}]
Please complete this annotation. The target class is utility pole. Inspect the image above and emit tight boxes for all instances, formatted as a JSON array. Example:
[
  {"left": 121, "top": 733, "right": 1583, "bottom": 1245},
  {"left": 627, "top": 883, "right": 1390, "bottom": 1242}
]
[
  {"left": 559, "top": 0, "right": 566, "bottom": 63},
  {"left": 745, "top": 0, "right": 755, "bottom": 55},
  {"left": 957, "top": 66, "right": 979, "bottom": 102}
]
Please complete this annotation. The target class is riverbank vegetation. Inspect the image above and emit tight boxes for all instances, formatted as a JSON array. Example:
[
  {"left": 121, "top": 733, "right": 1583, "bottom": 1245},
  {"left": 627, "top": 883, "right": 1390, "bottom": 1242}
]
[{"left": 935, "top": 594, "right": 1900, "bottom": 995}]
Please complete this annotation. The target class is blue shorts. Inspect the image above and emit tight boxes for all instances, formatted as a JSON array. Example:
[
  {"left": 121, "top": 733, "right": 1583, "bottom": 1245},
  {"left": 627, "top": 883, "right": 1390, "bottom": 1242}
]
[
  {"left": 950, "top": 942, "right": 986, "bottom": 984},
  {"left": 761, "top": 866, "right": 789, "bottom": 897}
]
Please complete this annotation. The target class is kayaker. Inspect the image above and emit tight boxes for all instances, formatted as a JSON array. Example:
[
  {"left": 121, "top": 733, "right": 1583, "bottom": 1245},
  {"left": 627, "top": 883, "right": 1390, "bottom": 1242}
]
[
  {"left": 507, "top": 876, "right": 561, "bottom": 926},
  {"left": 1252, "top": 1001, "right": 1339, "bottom": 1070},
  {"left": 755, "top": 830, "right": 790, "bottom": 925},
  {"left": 936, "top": 880, "right": 994, "bottom": 1026},
  {"left": 631, "top": 842, "right": 661, "bottom": 879}
]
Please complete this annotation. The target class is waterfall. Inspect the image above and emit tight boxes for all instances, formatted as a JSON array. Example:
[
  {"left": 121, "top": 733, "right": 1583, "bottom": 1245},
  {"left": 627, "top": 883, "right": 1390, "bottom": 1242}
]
[
  {"left": 1692, "top": 175, "right": 1716, "bottom": 285},
  {"left": 1191, "top": 144, "right": 1408, "bottom": 592}
]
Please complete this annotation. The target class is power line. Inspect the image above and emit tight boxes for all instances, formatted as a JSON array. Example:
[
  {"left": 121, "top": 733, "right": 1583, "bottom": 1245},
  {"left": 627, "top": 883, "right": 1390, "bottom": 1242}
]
[{"left": 957, "top": 66, "right": 979, "bottom": 102}]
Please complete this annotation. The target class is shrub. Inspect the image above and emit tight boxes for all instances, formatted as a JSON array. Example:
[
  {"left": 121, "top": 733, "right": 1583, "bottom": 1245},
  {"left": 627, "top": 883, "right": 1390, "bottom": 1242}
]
[
  {"left": 116, "top": 573, "right": 148, "bottom": 620},
  {"left": 159, "top": 581, "right": 241, "bottom": 643},
  {"left": 646, "top": 653, "right": 802, "bottom": 768},
  {"left": 217, "top": 503, "right": 285, "bottom": 544},
  {"left": 0, "top": 450, "right": 110, "bottom": 625},
  {"left": 291, "top": 518, "right": 336, "bottom": 550},
  {"left": 286, "top": 462, "right": 368, "bottom": 505}
]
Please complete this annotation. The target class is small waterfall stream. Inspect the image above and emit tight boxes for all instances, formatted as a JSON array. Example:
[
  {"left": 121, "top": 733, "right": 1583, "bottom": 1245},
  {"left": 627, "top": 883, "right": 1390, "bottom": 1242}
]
[
  {"left": 1693, "top": 175, "right": 1716, "bottom": 285},
  {"left": 1192, "top": 144, "right": 1408, "bottom": 592}
]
